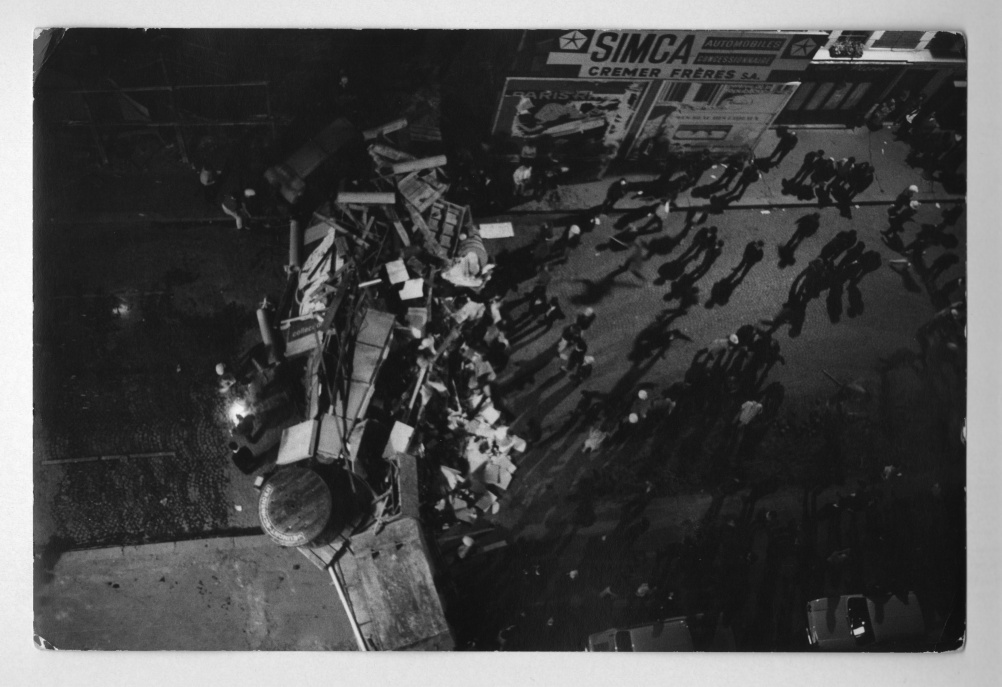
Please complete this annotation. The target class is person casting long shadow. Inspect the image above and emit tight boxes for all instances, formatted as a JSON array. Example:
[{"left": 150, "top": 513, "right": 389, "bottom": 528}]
[
  {"left": 692, "top": 151, "right": 747, "bottom": 198},
  {"left": 655, "top": 226, "right": 717, "bottom": 284},
  {"left": 687, "top": 238, "right": 724, "bottom": 282},
  {"left": 778, "top": 212, "right": 821, "bottom": 268},
  {"left": 717, "top": 159, "right": 762, "bottom": 203},
  {"left": 706, "top": 240, "right": 764, "bottom": 308}
]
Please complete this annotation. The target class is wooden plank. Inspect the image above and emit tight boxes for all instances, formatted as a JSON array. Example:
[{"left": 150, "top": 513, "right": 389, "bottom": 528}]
[
  {"left": 391, "top": 155, "right": 448, "bottom": 175},
  {"left": 382, "top": 207, "right": 411, "bottom": 247},
  {"left": 296, "top": 546, "right": 328, "bottom": 571},
  {"left": 336, "top": 192, "right": 397, "bottom": 205},
  {"left": 345, "top": 518, "right": 452, "bottom": 651},
  {"left": 363, "top": 118, "right": 408, "bottom": 141},
  {"left": 403, "top": 201, "right": 448, "bottom": 262}
]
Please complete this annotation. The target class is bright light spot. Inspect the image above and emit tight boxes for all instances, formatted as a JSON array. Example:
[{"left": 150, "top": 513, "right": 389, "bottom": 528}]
[
  {"left": 228, "top": 399, "right": 249, "bottom": 425},
  {"left": 112, "top": 303, "right": 130, "bottom": 317}
]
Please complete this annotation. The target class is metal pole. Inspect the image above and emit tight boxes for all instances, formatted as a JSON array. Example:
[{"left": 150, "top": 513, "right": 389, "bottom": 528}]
[{"left": 328, "top": 565, "right": 369, "bottom": 651}]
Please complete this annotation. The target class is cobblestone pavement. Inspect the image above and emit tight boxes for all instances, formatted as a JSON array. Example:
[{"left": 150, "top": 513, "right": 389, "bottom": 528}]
[
  {"left": 32, "top": 119, "right": 967, "bottom": 653},
  {"left": 34, "top": 225, "right": 288, "bottom": 548}
]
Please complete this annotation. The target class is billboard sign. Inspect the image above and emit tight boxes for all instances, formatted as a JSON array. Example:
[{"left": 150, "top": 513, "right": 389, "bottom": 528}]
[
  {"left": 632, "top": 81, "right": 800, "bottom": 154},
  {"left": 546, "top": 30, "right": 824, "bottom": 81},
  {"left": 492, "top": 78, "right": 650, "bottom": 158}
]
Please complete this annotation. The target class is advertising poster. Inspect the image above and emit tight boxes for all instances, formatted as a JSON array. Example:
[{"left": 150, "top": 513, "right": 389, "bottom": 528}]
[
  {"left": 492, "top": 78, "right": 650, "bottom": 162},
  {"left": 544, "top": 30, "right": 825, "bottom": 80},
  {"left": 632, "top": 81, "right": 800, "bottom": 155}
]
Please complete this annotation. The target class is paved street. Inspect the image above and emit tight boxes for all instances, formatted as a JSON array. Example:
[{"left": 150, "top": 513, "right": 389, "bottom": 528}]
[{"left": 32, "top": 121, "right": 966, "bottom": 651}]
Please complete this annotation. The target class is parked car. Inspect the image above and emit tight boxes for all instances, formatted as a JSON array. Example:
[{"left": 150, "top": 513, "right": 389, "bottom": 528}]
[
  {"left": 805, "top": 593, "right": 926, "bottom": 650},
  {"left": 587, "top": 617, "right": 695, "bottom": 652}
]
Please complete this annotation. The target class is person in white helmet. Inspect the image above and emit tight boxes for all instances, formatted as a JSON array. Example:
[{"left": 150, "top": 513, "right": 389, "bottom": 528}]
[{"left": 888, "top": 184, "right": 919, "bottom": 218}]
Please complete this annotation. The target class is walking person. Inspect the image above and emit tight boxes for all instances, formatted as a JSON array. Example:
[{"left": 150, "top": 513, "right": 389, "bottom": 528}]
[
  {"left": 221, "top": 188, "right": 249, "bottom": 230},
  {"left": 766, "top": 127, "right": 798, "bottom": 167},
  {"left": 811, "top": 155, "right": 837, "bottom": 205},
  {"left": 520, "top": 265, "right": 552, "bottom": 323},
  {"left": 718, "top": 151, "right": 749, "bottom": 188},
  {"left": 685, "top": 149, "right": 714, "bottom": 186},
  {"left": 790, "top": 149, "right": 824, "bottom": 185},
  {"left": 562, "top": 337, "right": 588, "bottom": 373},
  {"left": 576, "top": 307, "right": 597, "bottom": 331},
  {"left": 558, "top": 321, "right": 583, "bottom": 359},
  {"left": 833, "top": 157, "right": 855, "bottom": 195},
  {"left": 602, "top": 177, "right": 630, "bottom": 213},
  {"left": 571, "top": 355, "right": 595, "bottom": 384},
  {"left": 847, "top": 161, "right": 875, "bottom": 197},
  {"left": 734, "top": 239, "right": 765, "bottom": 280},
  {"left": 723, "top": 159, "right": 762, "bottom": 201},
  {"left": 888, "top": 185, "right": 919, "bottom": 218},
  {"left": 199, "top": 167, "right": 221, "bottom": 204}
]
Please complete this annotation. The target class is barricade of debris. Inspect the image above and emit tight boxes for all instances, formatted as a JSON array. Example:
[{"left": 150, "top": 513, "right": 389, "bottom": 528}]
[{"left": 220, "top": 116, "right": 525, "bottom": 650}]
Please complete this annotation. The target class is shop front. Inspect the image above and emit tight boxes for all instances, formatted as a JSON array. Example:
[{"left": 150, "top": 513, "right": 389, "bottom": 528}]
[{"left": 773, "top": 62, "right": 900, "bottom": 127}]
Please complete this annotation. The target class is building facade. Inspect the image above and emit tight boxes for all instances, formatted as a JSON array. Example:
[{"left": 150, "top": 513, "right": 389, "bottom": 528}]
[
  {"left": 774, "top": 30, "right": 966, "bottom": 128},
  {"left": 491, "top": 29, "right": 965, "bottom": 174},
  {"left": 495, "top": 29, "right": 829, "bottom": 172}
]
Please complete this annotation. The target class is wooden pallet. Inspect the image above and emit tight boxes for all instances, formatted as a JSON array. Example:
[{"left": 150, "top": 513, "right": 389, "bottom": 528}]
[{"left": 425, "top": 200, "right": 469, "bottom": 257}]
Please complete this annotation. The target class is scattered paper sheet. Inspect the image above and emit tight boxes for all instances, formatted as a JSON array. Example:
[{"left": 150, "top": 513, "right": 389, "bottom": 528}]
[
  {"left": 497, "top": 470, "right": 513, "bottom": 490},
  {"left": 441, "top": 466, "right": 463, "bottom": 490},
  {"left": 479, "top": 222, "right": 515, "bottom": 239},
  {"left": 399, "top": 278, "right": 424, "bottom": 300},
  {"left": 389, "top": 421, "right": 415, "bottom": 454},
  {"left": 760, "top": 210, "right": 771, "bottom": 214},
  {"left": 480, "top": 406, "right": 501, "bottom": 426},
  {"left": 385, "top": 258, "right": 408, "bottom": 284},
  {"left": 475, "top": 492, "right": 498, "bottom": 511},
  {"left": 483, "top": 463, "right": 504, "bottom": 488},
  {"left": 455, "top": 508, "right": 478, "bottom": 524},
  {"left": 496, "top": 455, "right": 517, "bottom": 474}
]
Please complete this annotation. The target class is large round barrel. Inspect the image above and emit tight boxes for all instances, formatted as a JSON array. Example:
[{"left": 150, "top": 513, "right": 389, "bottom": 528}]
[{"left": 258, "top": 466, "right": 333, "bottom": 547}]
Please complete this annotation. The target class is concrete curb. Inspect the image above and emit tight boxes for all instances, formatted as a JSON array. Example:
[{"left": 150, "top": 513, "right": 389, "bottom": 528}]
[{"left": 60, "top": 532, "right": 269, "bottom": 564}]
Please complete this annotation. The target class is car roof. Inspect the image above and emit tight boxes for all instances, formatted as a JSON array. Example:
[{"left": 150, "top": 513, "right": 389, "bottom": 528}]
[
  {"left": 588, "top": 617, "right": 694, "bottom": 652},
  {"left": 806, "top": 594, "right": 924, "bottom": 650},
  {"left": 629, "top": 618, "right": 695, "bottom": 652}
]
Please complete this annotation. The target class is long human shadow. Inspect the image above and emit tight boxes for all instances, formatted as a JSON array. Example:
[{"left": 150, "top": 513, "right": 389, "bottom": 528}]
[
  {"left": 704, "top": 259, "right": 758, "bottom": 309},
  {"left": 654, "top": 227, "right": 717, "bottom": 284},
  {"left": 645, "top": 207, "right": 702, "bottom": 258},
  {"left": 628, "top": 307, "right": 692, "bottom": 362},
  {"left": 777, "top": 212, "right": 821, "bottom": 268},
  {"left": 489, "top": 243, "right": 537, "bottom": 299},
  {"left": 495, "top": 341, "right": 560, "bottom": 395},
  {"left": 686, "top": 241, "right": 724, "bottom": 282},
  {"left": 523, "top": 374, "right": 584, "bottom": 433},
  {"left": 614, "top": 203, "right": 662, "bottom": 230},
  {"left": 570, "top": 265, "right": 643, "bottom": 306}
]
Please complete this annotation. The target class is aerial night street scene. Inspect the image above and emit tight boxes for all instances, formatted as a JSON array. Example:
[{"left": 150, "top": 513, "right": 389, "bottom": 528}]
[{"left": 28, "top": 24, "right": 985, "bottom": 670}]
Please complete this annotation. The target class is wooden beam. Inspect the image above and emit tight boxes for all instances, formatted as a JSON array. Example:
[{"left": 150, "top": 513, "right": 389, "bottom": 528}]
[
  {"left": 391, "top": 155, "right": 448, "bottom": 175},
  {"left": 336, "top": 192, "right": 397, "bottom": 205}
]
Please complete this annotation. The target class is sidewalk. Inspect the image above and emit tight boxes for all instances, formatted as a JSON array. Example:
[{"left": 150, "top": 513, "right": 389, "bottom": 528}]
[
  {"left": 34, "top": 534, "right": 357, "bottom": 650},
  {"left": 510, "top": 126, "right": 964, "bottom": 216}
]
